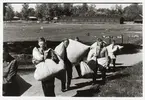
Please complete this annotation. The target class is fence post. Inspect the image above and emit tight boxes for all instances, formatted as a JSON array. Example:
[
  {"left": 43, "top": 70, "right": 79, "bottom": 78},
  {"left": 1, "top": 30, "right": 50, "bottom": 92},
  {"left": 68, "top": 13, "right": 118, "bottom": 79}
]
[{"left": 121, "top": 34, "right": 123, "bottom": 44}]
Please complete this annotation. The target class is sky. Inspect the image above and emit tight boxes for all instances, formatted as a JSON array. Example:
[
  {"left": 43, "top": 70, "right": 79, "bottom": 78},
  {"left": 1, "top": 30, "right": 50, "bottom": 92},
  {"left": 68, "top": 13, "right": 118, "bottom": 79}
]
[{"left": 10, "top": 3, "right": 132, "bottom": 12}]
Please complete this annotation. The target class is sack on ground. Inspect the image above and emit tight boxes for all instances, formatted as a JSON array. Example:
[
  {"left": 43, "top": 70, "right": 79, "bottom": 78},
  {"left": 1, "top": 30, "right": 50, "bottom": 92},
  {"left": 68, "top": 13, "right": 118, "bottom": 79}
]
[
  {"left": 34, "top": 52, "right": 65, "bottom": 81},
  {"left": 67, "top": 39, "right": 90, "bottom": 64}
]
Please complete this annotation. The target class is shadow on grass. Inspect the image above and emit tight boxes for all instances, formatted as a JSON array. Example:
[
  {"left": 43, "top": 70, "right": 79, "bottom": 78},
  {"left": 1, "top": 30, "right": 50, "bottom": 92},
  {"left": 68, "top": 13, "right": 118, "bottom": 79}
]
[
  {"left": 107, "top": 65, "right": 129, "bottom": 73},
  {"left": 68, "top": 81, "right": 94, "bottom": 91},
  {"left": 107, "top": 73, "right": 130, "bottom": 81},
  {"left": 73, "top": 85, "right": 101, "bottom": 97},
  {"left": 72, "top": 72, "right": 130, "bottom": 97},
  {"left": 72, "top": 65, "right": 130, "bottom": 97}
]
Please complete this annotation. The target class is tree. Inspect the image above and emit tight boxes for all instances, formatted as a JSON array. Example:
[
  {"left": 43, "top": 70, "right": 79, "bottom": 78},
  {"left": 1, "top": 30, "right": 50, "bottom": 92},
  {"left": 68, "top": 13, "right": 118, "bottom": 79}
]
[
  {"left": 82, "top": 3, "right": 88, "bottom": 13},
  {"left": 28, "top": 8, "right": 35, "bottom": 16},
  {"left": 35, "top": 4, "right": 52, "bottom": 21},
  {"left": 72, "top": 5, "right": 81, "bottom": 16},
  {"left": 3, "top": 3, "right": 8, "bottom": 16},
  {"left": 15, "top": 11, "right": 22, "bottom": 18},
  {"left": 35, "top": 4, "right": 43, "bottom": 20},
  {"left": 63, "top": 3, "right": 73, "bottom": 16},
  {"left": 86, "top": 4, "right": 96, "bottom": 16},
  {"left": 124, "top": 3, "right": 142, "bottom": 21},
  {"left": 109, "top": 6, "right": 118, "bottom": 15},
  {"left": 49, "top": 4, "right": 64, "bottom": 17},
  {"left": 71, "top": 4, "right": 89, "bottom": 17},
  {"left": 115, "top": 5, "right": 124, "bottom": 16},
  {"left": 21, "top": 3, "right": 29, "bottom": 20},
  {"left": 80, "top": 3, "right": 88, "bottom": 16},
  {"left": 4, "top": 4, "right": 15, "bottom": 21}
]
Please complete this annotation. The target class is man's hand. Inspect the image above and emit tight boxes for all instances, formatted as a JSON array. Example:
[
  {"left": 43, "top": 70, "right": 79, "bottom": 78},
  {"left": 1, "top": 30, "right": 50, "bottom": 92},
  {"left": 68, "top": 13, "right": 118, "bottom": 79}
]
[{"left": 32, "top": 58, "right": 44, "bottom": 65}]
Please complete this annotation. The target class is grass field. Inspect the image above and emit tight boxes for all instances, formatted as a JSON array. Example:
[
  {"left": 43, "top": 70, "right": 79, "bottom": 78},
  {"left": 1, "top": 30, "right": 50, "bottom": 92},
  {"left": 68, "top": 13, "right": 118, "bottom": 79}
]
[
  {"left": 3, "top": 22, "right": 142, "bottom": 69},
  {"left": 4, "top": 22, "right": 142, "bottom": 43},
  {"left": 74, "top": 62, "right": 142, "bottom": 97},
  {"left": 97, "top": 62, "right": 142, "bottom": 97},
  {"left": 3, "top": 22, "right": 142, "bottom": 97}
]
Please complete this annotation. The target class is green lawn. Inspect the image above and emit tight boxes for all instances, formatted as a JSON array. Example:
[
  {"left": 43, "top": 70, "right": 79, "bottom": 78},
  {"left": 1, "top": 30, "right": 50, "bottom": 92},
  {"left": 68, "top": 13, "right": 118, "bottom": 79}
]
[
  {"left": 74, "top": 62, "right": 142, "bottom": 97},
  {"left": 4, "top": 22, "right": 142, "bottom": 43},
  {"left": 3, "top": 22, "right": 143, "bottom": 97},
  {"left": 95, "top": 62, "right": 142, "bottom": 97}
]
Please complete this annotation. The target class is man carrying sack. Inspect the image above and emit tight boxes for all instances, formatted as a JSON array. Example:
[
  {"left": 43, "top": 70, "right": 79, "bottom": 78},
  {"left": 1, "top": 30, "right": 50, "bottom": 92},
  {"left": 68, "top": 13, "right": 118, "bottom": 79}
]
[{"left": 93, "top": 38, "right": 109, "bottom": 85}]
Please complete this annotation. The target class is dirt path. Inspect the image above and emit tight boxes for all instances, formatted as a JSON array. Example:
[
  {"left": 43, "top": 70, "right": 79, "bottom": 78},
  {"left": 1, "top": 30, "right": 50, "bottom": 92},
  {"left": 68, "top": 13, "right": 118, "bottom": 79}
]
[{"left": 19, "top": 50, "right": 142, "bottom": 97}]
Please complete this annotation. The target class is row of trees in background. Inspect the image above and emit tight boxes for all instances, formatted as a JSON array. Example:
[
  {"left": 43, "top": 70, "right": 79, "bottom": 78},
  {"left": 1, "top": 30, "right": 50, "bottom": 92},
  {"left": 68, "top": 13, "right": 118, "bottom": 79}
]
[{"left": 4, "top": 3, "right": 142, "bottom": 21}]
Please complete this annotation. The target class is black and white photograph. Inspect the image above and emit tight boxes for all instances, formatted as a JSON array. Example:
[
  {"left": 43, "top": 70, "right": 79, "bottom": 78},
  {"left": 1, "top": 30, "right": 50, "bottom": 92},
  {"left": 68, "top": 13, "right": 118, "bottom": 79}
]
[{"left": 2, "top": 1, "right": 143, "bottom": 98}]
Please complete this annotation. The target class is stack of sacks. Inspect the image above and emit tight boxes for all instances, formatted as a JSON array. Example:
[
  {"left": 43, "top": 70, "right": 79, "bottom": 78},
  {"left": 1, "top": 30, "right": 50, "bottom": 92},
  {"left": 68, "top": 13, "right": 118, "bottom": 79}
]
[
  {"left": 55, "top": 39, "right": 90, "bottom": 65},
  {"left": 80, "top": 56, "right": 97, "bottom": 76},
  {"left": 106, "top": 44, "right": 123, "bottom": 59},
  {"left": 32, "top": 47, "right": 65, "bottom": 81}
]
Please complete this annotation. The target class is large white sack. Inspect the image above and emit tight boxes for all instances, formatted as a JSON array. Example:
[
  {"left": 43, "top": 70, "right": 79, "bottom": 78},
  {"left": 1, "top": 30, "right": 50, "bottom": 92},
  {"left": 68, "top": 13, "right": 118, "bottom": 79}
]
[
  {"left": 32, "top": 47, "right": 44, "bottom": 61},
  {"left": 90, "top": 42, "right": 97, "bottom": 49},
  {"left": 87, "top": 49, "right": 96, "bottom": 61},
  {"left": 97, "top": 57, "right": 108, "bottom": 67},
  {"left": 54, "top": 42, "right": 65, "bottom": 60},
  {"left": 55, "top": 39, "right": 90, "bottom": 64},
  {"left": 80, "top": 57, "right": 97, "bottom": 76},
  {"left": 80, "top": 61, "right": 94, "bottom": 76},
  {"left": 87, "top": 42, "right": 98, "bottom": 61},
  {"left": 34, "top": 53, "right": 65, "bottom": 81},
  {"left": 67, "top": 39, "right": 90, "bottom": 64}
]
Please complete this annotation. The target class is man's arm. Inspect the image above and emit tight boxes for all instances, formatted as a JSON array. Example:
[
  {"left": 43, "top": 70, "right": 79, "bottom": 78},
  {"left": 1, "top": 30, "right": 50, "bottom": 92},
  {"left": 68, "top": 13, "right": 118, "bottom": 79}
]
[{"left": 32, "top": 57, "right": 44, "bottom": 65}]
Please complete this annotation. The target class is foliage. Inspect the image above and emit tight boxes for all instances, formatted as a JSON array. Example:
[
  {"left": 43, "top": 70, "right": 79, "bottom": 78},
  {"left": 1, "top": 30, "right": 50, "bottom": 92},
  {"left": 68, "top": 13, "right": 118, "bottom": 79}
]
[
  {"left": 15, "top": 11, "right": 22, "bottom": 18},
  {"left": 123, "top": 3, "right": 142, "bottom": 21},
  {"left": 4, "top": 4, "right": 15, "bottom": 21},
  {"left": 21, "top": 3, "right": 29, "bottom": 20},
  {"left": 28, "top": 8, "right": 35, "bottom": 16},
  {"left": 4, "top": 3, "right": 143, "bottom": 21}
]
